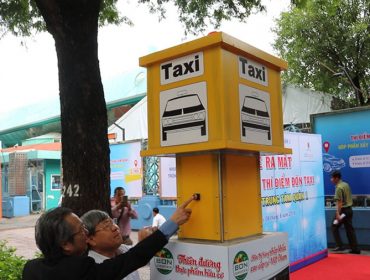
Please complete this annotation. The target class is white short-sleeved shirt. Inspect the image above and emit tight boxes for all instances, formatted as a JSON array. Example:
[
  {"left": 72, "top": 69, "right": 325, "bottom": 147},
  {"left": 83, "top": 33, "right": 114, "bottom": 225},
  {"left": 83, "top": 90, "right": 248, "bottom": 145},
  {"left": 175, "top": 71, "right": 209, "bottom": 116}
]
[{"left": 152, "top": 213, "right": 166, "bottom": 228}]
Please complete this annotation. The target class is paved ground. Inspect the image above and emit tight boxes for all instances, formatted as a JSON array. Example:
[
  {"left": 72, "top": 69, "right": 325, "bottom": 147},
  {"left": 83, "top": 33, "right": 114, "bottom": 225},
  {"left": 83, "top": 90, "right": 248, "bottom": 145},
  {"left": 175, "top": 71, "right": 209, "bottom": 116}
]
[{"left": 0, "top": 213, "right": 40, "bottom": 259}]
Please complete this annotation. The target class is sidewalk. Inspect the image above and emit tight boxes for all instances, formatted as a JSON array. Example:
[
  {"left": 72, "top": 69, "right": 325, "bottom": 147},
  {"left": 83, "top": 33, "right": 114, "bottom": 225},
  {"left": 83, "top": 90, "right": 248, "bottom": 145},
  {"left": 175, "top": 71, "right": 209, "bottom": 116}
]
[
  {"left": 0, "top": 213, "right": 40, "bottom": 231},
  {"left": 0, "top": 214, "right": 40, "bottom": 259},
  {"left": 0, "top": 214, "right": 150, "bottom": 279}
]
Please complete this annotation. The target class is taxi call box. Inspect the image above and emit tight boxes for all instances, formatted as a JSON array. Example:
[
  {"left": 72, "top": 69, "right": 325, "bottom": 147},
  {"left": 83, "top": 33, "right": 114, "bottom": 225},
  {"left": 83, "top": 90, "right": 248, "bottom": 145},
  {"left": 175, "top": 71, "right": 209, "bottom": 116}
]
[
  {"left": 140, "top": 32, "right": 290, "bottom": 241},
  {"left": 140, "top": 32, "right": 290, "bottom": 157}
]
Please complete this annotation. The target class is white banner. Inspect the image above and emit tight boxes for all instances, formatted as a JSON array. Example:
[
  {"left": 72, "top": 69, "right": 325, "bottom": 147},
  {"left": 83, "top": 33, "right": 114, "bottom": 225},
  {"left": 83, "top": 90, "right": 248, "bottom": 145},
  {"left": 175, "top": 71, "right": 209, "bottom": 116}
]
[
  {"left": 261, "top": 132, "right": 327, "bottom": 267},
  {"left": 160, "top": 157, "right": 177, "bottom": 199}
]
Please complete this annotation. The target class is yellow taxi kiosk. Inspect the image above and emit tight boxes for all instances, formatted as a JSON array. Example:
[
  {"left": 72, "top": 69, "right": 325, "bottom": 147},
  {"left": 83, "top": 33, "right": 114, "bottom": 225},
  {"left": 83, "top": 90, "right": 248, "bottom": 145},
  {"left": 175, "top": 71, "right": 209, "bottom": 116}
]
[{"left": 141, "top": 32, "right": 291, "bottom": 280}]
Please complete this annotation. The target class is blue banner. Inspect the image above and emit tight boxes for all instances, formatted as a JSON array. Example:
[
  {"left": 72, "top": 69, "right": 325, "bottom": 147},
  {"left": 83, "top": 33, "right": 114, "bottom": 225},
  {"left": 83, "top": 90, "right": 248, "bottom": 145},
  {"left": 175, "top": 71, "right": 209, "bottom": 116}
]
[{"left": 312, "top": 109, "right": 370, "bottom": 195}]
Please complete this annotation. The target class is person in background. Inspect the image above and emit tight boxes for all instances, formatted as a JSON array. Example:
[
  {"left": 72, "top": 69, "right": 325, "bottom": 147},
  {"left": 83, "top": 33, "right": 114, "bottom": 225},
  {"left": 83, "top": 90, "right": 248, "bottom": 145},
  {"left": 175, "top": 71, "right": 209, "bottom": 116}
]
[
  {"left": 81, "top": 210, "right": 140, "bottom": 280},
  {"left": 111, "top": 187, "right": 138, "bottom": 245},
  {"left": 22, "top": 196, "right": 195, "bottom": 280},
  {"left": 152, "top": 207, "right": 166, "bottom": 231},
  {"left": 138, "top": 207, "right": 167, "bottom": 242},
  {"left": 331, "top": 171, "right": 361, "bottom": 254}
]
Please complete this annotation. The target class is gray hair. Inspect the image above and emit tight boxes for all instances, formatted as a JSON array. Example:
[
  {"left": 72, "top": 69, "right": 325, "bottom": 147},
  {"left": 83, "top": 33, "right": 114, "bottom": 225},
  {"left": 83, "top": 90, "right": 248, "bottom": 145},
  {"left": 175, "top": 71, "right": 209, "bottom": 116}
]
[{"left": 80, "top": 210, "right": 110, "bottom": 236}]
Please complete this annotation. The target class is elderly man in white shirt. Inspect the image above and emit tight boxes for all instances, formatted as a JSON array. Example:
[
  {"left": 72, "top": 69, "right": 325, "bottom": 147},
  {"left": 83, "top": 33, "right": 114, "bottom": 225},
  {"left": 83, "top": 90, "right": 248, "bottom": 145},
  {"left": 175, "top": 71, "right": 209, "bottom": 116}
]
[{"left": 81, "top": 210, "right": 140, "bottom": 280}]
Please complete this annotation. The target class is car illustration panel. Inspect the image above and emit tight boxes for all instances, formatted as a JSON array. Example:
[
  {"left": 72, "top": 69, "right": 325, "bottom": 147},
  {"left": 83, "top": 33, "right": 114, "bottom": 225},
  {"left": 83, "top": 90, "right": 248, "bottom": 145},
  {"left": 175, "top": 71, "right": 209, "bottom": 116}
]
[
  {"left": 322, "top": 153, "right": 346, "bottom": 173},
  {"left": 160, "top": 81, "right": 208, "bottom": 147},
  {"left": 239, "top": 84, "right": 272, "bottom": 145}
]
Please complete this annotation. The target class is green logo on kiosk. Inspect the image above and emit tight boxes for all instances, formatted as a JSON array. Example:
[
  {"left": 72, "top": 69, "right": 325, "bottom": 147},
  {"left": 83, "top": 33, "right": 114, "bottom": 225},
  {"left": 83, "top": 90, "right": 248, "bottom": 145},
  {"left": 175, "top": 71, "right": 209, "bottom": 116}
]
[
  {"left": 233, "top": 251, "right": 249, "bottom": 280},
  {"left": 154, "top": 248, "right": 174, "bottom": 275}
]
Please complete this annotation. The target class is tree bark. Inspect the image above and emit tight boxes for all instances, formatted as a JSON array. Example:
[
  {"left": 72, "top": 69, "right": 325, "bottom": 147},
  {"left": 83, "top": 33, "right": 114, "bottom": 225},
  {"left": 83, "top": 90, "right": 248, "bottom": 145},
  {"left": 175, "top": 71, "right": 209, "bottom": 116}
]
[
  {"left": 352, "top": 76, "right": 365, "bottom": 106},
  {"left": 34, "top": 0, "right": 111, "bottom": 216}
]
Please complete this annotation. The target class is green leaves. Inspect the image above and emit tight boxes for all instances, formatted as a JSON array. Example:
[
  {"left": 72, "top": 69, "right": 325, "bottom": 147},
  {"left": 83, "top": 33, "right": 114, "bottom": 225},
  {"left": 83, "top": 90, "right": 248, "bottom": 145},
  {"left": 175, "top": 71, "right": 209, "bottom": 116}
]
[
  {"left": 274, "top": 0, "right": 370, "bottom": 106},
  {"left": 0, "top": 0, "right": 44, "bottom": 37},
  {"left": 138, "top": 0, "right": 265, "bottom": 34},
  {"left": 0, "top": 241, "right": 27, "bottom": 280},
  {"left": 1, "top": 0, "right": 266, "bottom": 37},
  {"left": 99, "top": 0, "right": 132, "bottom": 26}
]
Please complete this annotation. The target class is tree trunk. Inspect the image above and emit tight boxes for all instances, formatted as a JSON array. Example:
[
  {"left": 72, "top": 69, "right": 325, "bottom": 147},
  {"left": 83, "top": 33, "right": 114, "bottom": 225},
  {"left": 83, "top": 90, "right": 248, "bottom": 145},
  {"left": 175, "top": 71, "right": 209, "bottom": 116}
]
[
  {"left": 352, "top": 76, "right": 365, "bottom": 106},
  {"left": 34, "top": 0, "right": 111, "bottom": 216}
]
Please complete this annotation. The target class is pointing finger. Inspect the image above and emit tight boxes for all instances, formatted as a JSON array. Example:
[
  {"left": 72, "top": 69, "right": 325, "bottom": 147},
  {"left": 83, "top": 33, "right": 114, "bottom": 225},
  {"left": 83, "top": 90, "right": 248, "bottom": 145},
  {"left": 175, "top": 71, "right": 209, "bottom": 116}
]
[{"left": 179, "top": 195, "right": 195, "bottom": 209}]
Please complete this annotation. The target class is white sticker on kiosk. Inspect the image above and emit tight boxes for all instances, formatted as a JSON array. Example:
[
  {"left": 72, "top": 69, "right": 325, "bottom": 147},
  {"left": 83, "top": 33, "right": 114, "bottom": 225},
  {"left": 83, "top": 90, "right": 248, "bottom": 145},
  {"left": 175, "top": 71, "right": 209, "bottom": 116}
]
[
  {"left": 239, "top": 56, "right": 268, "bottom": 86},
  {"left": 160, "top": 52, "right": 204, "bottom": 85}
]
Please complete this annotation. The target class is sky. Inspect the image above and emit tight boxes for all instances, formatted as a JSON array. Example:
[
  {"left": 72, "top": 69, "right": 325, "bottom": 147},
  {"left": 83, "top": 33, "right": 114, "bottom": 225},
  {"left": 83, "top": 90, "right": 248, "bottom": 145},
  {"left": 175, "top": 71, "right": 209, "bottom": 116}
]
[{"left": 0, "top": 0, "right": 290, "bottom": 115}]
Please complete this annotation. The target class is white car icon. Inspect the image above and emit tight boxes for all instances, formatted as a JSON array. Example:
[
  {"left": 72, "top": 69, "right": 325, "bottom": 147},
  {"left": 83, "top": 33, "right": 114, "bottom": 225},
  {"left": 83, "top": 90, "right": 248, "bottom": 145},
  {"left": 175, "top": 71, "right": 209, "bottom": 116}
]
[{"left": 323, "top": 153, "right": 346, "bottom": 173}]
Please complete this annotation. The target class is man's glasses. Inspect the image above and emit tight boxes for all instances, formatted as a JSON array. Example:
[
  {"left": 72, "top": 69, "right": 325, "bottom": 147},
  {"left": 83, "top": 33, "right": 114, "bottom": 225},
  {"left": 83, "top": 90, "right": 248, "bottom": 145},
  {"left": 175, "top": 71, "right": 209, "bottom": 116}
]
[{"left": 95, "top": 219, "right": 116, "bottom": 233}]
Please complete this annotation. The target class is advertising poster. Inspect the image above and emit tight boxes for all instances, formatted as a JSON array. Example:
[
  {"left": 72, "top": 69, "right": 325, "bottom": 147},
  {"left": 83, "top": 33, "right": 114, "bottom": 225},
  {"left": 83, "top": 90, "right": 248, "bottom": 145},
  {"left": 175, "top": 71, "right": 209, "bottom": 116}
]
[
  {"left": 159, "top": 157, "right": 177, "bottom": 199},
  {"left": 51, "top": 174, "right": 61, "bottom": 190},
  {"left": 110, "top": 141, "right": 143, "bottom": 198},
  {"left": 260, "top": 132, "right": 327, "bottom": 271},
  {"left": 228, "top": 233, "right": 289, "bottom": 280},
  {"left": 151, "top": 233, "right": 288, "bottom": 280},
  {"left": 312, "top": 109, "right": 370, "bottom": 195},
  {"left": 152, "top": 242, "right": 228, "bottom": 280}
]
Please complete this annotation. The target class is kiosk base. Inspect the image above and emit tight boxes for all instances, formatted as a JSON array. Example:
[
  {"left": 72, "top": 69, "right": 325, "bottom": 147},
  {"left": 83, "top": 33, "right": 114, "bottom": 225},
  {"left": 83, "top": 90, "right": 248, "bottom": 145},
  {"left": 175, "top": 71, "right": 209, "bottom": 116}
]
[{"left": 151, "top": 232, "right": 290, "bottom": 280}]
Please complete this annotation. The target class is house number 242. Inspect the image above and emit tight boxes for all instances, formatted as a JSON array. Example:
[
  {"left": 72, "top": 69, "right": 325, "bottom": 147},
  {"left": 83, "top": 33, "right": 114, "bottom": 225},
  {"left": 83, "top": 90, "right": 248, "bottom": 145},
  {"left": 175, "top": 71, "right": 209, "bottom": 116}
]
[{"left": 62, "top": 184, "right": 80, "bottom": 197}]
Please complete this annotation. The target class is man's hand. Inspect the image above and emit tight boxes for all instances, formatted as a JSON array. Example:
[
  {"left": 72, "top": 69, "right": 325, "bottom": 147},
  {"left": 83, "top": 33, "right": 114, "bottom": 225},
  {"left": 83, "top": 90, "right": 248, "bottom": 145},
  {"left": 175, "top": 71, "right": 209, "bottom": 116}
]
[
  {"left": 170, "top": 195, "right": 195, "bottom": 226},
  {"left": 336, "top": 212, "right": 341, "bottom": 221}
]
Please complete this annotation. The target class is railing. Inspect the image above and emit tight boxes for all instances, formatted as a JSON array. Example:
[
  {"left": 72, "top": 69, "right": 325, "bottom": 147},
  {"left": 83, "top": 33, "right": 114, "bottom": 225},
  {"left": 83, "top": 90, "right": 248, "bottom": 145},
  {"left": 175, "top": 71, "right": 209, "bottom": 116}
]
[{"left": 325, "top": 195, "right": 370, "bottom": 208}]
